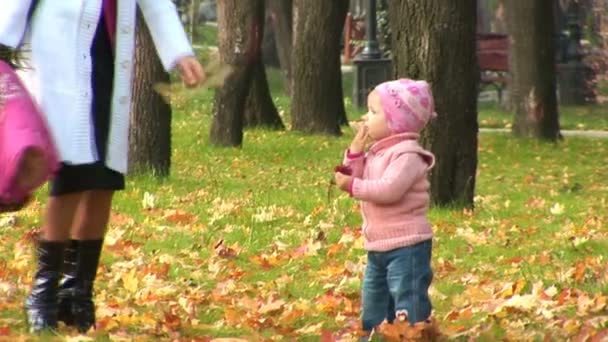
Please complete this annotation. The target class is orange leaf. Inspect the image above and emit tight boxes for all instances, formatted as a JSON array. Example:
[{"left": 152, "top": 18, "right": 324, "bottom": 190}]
[
  {"left": 503, "top": 256, "right": 524, "bottom": 265},
  {"left": 316, "top": 292, "right": 344, "bottom": 313},
  {"left": 250, "top": 254, "right": 282, "bottom": 269},
  {"left": 163, "top": 209, "right": 196, "bottom": 225},
  {"left": 162, "top": 310, "right": 182, "bottom": 331},
  {"left": 538, "top": 251, "right": 552, "bottom": 265},
  {"left": 224, "top": 308, "right": 241, "bottom": 325},
  {"left": 320, "top": 330, "right": 337, "bottom": 342},
  {"left": 327, "top": 243, "right": 343, "bottom": 257},
  {"left": 0, "top": 326, "right": 10, "bottom": 336}
]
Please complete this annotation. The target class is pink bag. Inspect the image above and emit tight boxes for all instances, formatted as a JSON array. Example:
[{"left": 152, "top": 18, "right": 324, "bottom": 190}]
[{"left": 0, "top": 60, "right": 59, "bottom": 211}]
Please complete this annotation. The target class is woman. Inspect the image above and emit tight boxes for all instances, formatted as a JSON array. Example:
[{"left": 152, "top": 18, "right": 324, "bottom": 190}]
[{"left": 0, "top": 0, "right": 205, "bottom": 333}]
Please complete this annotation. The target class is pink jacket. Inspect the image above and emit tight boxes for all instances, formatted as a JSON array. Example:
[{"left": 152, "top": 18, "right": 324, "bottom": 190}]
[
  {"left": 343, "top": 133, "right": 435, "bottom": 252},
  {"left": 0, "top": 61, "right": 58, "bottom": 204}
]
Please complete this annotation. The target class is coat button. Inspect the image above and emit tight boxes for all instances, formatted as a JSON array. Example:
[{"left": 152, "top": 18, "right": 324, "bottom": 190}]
[
  {"left": 120, "top": 60, "right": 130, "bottom": 69},
  {"left": 119, "top": 96, "right": 128, "bottom": 104},
  {"left": 121, "top": 27, "right": 131, "bottom": 34}
]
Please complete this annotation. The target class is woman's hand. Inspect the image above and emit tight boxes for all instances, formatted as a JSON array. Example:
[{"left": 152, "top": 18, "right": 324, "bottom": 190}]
[
  {"left": 176, "top": 56, "right": 206, "bottom": 87},
  {"left": 349, "top": 124, "right": 369, "bottom": 154}
]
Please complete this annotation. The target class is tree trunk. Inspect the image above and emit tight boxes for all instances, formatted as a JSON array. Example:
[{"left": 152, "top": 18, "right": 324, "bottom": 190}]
[
  {"left": 388, "top": 1, "right": 478, "bottom": 208},
  {"left": 506, "top": 0, "right": 561, "bottom": 140},
  {"left": 291, "top": 0, "right": 348, "bottom": 136},
  {"left": 267, "top": 0, "right": 293, "bottom": 95},
  {"left": 129, "top": 8, "right": 172, "bottom": 177},
  {"left": 244, "top": 60, "right": 285, "bottom": 129},
  {"left": 210, "top": 0, "right": 264, "bottom": 146}
]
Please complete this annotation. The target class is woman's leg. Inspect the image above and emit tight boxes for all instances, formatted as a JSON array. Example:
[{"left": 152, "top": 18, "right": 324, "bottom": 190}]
[
  {"left": 41, "top": 193, "right": 84, "bottom": 241},
  {"left": 72, "top": 190, "right": 114, "bottom": 239},
  {"left": 25, "top": 193, "right": 83, "bottom": 332},
  {"left": 58, "top": 190, "right": 113, "bottom": 333}
]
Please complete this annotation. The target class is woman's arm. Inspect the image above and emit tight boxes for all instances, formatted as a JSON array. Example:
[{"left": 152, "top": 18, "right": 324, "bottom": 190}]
[
  {"left": 137, "top": 0, "right": 196, "bottom": 71},
  {"left": 0, "top": 0, "right": 35, "bottom": 48}
]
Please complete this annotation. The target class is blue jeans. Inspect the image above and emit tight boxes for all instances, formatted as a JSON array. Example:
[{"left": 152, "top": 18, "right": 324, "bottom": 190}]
[{"left": 361, "top": 240, "right": 433, "bottom": 331}]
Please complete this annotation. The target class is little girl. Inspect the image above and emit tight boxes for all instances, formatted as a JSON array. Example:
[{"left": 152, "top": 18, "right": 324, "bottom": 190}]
[{"left": 334, "top": 79, "right": 436, "bottom": 335}]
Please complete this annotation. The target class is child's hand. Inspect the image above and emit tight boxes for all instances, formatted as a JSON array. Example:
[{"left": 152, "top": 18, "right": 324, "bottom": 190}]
[
  {"left": 334, "top": 172, "right": 352, "bottom": 192},
  {"left": 349, "top": 125, "right": 369, "bottom": 154},
  {"left": 177, "top": 56, "right": 206, "bottom": 88}
]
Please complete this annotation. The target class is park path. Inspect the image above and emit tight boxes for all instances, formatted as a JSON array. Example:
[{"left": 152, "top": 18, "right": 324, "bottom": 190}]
[{"left": 480, "top": 128, "right": 608, "bottom": 139}]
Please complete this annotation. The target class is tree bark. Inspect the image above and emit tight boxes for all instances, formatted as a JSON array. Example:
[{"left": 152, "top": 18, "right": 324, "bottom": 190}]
[
  {"left": 244, "top": 60, "right": 285, "bottom": 129},
  {"left": 267, "top": 0, "right": 293, "bottom": 95},
  {"left": 506, "top": 0, "right": 561, "bottom": 140},
  {"left": 388, "top": 1, "right": 478, "bottom": 208},
  {"left": 129, "top": 8, "right": 172, "bottom": 177},
  {"left": 210, "top": 0, "right": 264, "bottom": 146},
  {"left": 291, "top": 0, "right": 348, "bottom": 136}
]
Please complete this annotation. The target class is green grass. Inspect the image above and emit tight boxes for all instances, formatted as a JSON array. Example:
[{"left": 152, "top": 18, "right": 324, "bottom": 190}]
[
  {"left": 478, "top": 102, "right": 608, "bottom": 131},
  {"left": 0, "top": 69, "right": 607, "bottom": 340}
]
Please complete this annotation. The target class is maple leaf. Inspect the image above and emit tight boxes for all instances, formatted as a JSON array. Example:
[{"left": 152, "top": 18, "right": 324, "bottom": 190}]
[
  {"left": 162, "top": 309, "right": 182, "bottom": 332},
  {"left": 121, "top": 269, "right": 139, "bottom": 294},
  {"left": 377, "top": 317, "right": 442, "bottom": 342},
  {"left": 550, "top": 203, "right": 565, "bottom": 215},
  {"left": 258, "top": 298, "right": 286, "bottom": 315},
  {"left": 163, "top": 209, "right": 196, "bottom": 225},
  {"left": 214, "top": 239, "right": 238, "bottom": 259}
]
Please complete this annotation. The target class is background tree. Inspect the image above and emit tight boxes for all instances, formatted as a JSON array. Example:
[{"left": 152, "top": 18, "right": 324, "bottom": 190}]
[
  {"left": 388, "top": 1, "right": 478, "bottom": 207},
  {"left": 267, "top": 0, "right": 293, "bottom": 95},
  {"left": 129, "top": 8, "right": 172, "bottom": 176},
  {"left": 291, "top": 0, "right": 349, "bottom": 136},
  {"left": 506, "top": 0, "right": 560, "bottom": 140},
  {"left": 210, "top": 0, "right": 266, "bottom": 146},
  {"left": 244, "top": 1, "right": 284, "bottom": 129}
]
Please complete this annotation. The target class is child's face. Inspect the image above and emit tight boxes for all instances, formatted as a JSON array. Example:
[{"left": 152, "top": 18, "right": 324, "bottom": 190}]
[{"left": 364, "top": 91, "right": 392, "bottom": 141}]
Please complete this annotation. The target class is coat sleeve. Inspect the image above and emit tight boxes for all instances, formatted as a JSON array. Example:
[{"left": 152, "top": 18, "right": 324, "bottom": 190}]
[
  {"left": 0, "top": 0, "right": 34, "bottom": 48},
  {"left": 137, "top": 0, "right": 195, "bottom": 71}
]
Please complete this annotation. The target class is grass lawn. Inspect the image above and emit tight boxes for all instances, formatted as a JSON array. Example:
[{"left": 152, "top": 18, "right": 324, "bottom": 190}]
[{"left": 0, "top": 68, "right": 607, "bottom": 341}]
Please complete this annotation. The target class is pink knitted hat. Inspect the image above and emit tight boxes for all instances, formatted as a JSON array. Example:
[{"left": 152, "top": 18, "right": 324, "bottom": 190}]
[{"left": 374, "top": 79, "right": 438, "bottom": 133}]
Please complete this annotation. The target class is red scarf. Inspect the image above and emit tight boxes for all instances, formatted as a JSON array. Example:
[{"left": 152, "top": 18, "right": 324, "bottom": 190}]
[{"left": 103, "top": 0, "right": 117, "bottom": 47}]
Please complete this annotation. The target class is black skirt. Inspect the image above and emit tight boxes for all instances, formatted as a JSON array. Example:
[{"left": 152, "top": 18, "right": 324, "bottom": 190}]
[{"left": 49, "top": 14, "right": 125, "bottom": 196}]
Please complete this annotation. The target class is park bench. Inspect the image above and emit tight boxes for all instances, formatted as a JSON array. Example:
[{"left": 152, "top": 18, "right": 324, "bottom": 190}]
[
  {"left": 476, "top": 33, "right": 509, "bottom": 103},
  {"left": 343, "top": 17, "right": 511, "bottom": 102}
]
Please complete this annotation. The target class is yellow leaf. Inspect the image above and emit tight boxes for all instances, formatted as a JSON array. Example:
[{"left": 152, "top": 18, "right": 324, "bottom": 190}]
[
  {"left": 550, "top": 203, "right": 565, "bottom": 215},
  {"left": 121, "top": 269, "right": 139, "bottom": 294}
]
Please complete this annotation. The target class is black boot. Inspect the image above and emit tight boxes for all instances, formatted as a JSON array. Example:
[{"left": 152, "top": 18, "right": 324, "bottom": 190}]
[
  {"left": 57, "top": 239, "right": 78, "bottom": 326},
  {"left": 24, "top": 240, "right": 66, "bottom": 333},
  {"left": 70, "top": 239, "right": 104, "bottom": 333}
]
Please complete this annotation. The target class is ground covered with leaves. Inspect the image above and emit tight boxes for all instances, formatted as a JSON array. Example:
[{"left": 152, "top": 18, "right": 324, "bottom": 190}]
[{"left": 0, "top": 91, "right": 607, "bottom": 341}]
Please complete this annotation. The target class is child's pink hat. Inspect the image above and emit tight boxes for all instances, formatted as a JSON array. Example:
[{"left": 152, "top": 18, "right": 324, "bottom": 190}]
[{"left": 374, "top": 78, "right": 438, "bottom": 133}]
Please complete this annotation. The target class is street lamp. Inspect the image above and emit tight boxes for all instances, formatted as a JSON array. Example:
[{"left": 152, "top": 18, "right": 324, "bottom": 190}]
[
  {"left": 352, "top": 0, "right": 392, "bottom": 108},
  {"left": 557, "top": 1, "right": 593, "bottom": 104},
  {"left": 359, "top": 0, "right": 382, "bottom": 60}
]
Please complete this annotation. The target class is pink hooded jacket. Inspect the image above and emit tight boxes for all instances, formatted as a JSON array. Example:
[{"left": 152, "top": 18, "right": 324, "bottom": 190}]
[
  {"left": 0, "top": 60, "right": 58, "bottom": 205},
  {"left": 343, "top": 132, "right": 435, "bottom": 252}
]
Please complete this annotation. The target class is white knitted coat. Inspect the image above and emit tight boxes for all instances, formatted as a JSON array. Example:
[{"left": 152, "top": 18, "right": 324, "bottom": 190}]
[{"left": 0, "top": 0, "right": 194, "bottom": 173}]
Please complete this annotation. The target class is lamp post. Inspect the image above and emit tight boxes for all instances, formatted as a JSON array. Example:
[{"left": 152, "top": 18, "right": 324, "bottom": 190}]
[
  {"left": 352, "top": 0, "right": 392, "bottom": 108},
  {"left": 359, "top": 0, "right": 382, "bottom": 60},
  {"left": 557, "top": 1, "right": 593, "bottom": 104}
]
